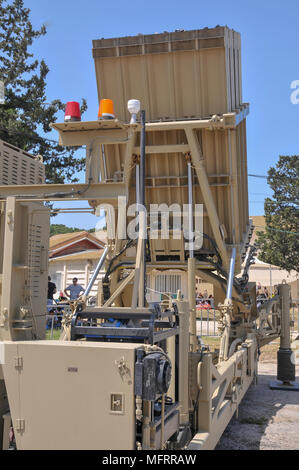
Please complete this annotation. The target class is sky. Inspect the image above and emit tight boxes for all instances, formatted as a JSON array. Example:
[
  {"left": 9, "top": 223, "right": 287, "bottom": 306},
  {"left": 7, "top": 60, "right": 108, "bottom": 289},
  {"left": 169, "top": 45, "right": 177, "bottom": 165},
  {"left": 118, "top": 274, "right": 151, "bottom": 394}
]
[{"left": 23, "top": 0, "right": 299, "bottom": 230}]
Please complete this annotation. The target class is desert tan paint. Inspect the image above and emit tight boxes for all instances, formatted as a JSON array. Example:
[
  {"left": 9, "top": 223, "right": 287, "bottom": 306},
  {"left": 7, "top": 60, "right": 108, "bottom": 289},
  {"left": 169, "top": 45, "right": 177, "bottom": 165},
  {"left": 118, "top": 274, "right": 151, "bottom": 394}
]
[
  {"left": 92, "top": 27, "right": 242, "bottom": 121},
  {"left": 2, "top": 341, "right": 139, "bottom": 450},
  {"left": 92, "top": 27, "right": 249, "bottom": 272},
  {"left": 0, "top": 26, "right": 283, "bottom": 452}
]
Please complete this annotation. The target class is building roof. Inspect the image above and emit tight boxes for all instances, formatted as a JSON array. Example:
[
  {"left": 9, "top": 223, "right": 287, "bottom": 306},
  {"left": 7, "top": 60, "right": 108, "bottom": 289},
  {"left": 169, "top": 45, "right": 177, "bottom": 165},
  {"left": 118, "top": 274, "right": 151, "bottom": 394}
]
[
  {"left": 49, "top": 231, "right": 106, "bottom": 259},
  {"left": 49, "top": 249, "right": 104, "bottom": 263}
]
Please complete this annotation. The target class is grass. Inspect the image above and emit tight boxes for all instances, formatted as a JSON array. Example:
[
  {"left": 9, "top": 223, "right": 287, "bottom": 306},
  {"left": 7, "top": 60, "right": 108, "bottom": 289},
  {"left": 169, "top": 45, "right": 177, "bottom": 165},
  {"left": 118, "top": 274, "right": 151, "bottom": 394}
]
[
  {"left": 45, "top": 329, "right": 61, "bottom": 340},
  {"left": 201, "top": 336, "right": 221, "bottom": 352},
  {"left": 200, "top": 336, "right": 299, "bottom": 363}
]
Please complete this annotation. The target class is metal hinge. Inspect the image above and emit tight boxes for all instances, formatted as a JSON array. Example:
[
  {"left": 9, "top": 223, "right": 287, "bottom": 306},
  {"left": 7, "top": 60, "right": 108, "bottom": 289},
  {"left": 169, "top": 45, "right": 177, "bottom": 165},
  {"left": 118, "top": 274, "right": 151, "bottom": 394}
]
[
  {"left": 14, "top": 356, "right": 23, "bottom": 369},
  {"left": 15, "top": 419, "right": 25, "bottom": 433}
]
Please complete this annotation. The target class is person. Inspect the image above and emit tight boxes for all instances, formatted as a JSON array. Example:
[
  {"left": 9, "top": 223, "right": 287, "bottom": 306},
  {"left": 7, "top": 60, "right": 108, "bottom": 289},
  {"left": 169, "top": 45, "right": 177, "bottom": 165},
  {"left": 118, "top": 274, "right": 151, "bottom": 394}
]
[
  {"left": 263, "top": 287, "right": 270, "bottom": 299},
  {"left": 48, "top": 276, "right": 57, "bottom": 301},
  {"left": 256, "top": 282, "right": 262, "bottom": 296},
  {"left": 196, "top": 293, "right": 203, "bottom": 305},
  {"left": 64, "top": 277, "right": 85, "bottom": 301}
]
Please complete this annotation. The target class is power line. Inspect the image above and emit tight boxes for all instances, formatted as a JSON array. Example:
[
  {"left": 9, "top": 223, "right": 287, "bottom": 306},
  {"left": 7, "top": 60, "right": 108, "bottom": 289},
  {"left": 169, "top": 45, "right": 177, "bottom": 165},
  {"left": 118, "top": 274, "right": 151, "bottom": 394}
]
[
  {"left": 254, "top": 225, "right": 299, "bottom": 236},
  {"left": 248, "top": 174, "right": 267, "bottom": 179}
]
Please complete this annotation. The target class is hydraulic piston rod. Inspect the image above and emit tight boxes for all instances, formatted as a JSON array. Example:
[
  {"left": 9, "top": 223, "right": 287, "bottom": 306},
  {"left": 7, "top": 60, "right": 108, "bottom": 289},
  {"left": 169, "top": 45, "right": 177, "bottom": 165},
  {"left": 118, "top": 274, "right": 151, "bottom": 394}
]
[
  {"left": 226, "top": 247, "right": 236, "bottom": 301},
  {"left": 84, "top": 246, "right": 109, "bottom": 297}
]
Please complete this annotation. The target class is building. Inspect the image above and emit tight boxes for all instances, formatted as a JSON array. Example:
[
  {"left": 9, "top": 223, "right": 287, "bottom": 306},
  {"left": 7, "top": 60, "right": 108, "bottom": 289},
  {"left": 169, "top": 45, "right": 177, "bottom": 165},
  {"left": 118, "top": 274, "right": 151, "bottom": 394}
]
[
  {"left": 48, "top": 217, "right": 299, "bottom": 304},
  {"left": 249, "top": 216, "right": 299, "bottom": 299},
  {"left": 48, "top": 231, "right": 106, "bottom": 298}
]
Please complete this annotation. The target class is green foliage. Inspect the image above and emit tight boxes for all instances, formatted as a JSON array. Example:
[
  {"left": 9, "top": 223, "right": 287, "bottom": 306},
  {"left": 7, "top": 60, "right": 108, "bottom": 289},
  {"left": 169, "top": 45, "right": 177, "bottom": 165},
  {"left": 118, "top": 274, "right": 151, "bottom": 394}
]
[
  {"left": 0, "top": 0, "right": 87, "bottom": 183},
  {"left": 50, "top": 224, "right": 95, "bottom": 236},
  {"left": 256, "top": 156, "right": 299, "bottom": 272}
]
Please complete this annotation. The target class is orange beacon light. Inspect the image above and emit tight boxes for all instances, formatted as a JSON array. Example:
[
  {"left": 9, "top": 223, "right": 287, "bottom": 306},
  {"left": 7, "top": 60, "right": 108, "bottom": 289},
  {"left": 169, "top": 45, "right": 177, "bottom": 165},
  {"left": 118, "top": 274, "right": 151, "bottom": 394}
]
[{"left": 98, "top": 99, "right": 115, "bottom": 119}]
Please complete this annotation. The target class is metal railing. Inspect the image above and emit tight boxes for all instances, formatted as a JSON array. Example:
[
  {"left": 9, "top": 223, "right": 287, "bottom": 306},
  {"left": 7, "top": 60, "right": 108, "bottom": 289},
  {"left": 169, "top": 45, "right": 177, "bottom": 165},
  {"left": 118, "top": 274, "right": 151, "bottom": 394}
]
[
  {"left": 291, "top": 299, "right": 299, "bottom": 334},
  {"left": 46, "top": 315, "right": 63, "bottom": 339},
  {"left": 196, "top": 308, "right": 219, "bottom": 337}
]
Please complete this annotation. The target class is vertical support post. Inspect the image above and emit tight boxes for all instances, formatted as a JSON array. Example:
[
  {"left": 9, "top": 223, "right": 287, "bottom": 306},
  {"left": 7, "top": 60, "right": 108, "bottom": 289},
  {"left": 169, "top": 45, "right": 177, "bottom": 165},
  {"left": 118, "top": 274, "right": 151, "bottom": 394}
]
[
  {"left": 142, "top": 401, "right": 152, "bottom": 449},
  {"left": 197, "top": 353, "right": 212, "bottom": 433},
  {"left": 187, "top": 161, "right": 194, "bottom": 259},
  {"left": 136, "top": 164, "right": 140, "bottom": 206},
  {"left": 280, "top": 283, "right": 291, "bottom": 350},
  {"left": 139, "top": 110, "right": 146, "bottom": 307},
  {"left": 1, "top": 197, "right": 16, "bottom": 341},
  {"left": 166, "top": 335, "right": 176, "bottom": 402},
  {"left": 270, "top": 283, "right": 299, "bottom": 391},
  {"left": 188, "top": 258, "right": 197, "bottom": 352},
  {"left": 187, "top": 158, "right": 197, "bottom": 352},
  {"left": 86, "top": 143, "right": 100, "bottom": 184},
  {"left": 177, "top": 300, "right": 190, "bottom": 426}
]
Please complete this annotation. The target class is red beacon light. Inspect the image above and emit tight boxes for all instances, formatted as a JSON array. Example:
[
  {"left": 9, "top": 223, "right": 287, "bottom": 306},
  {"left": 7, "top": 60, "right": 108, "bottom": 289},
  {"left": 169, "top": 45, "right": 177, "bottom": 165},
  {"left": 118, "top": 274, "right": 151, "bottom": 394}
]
[{"left": 64, "top": 101, "right": 81, "bottom": 122}]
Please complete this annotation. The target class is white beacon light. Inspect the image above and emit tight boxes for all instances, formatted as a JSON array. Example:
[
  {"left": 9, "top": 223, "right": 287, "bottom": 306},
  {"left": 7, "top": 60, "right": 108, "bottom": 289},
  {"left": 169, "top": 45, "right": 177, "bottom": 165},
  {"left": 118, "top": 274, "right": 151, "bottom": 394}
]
[{"left": 127, "top": 99, "right": 141, "bottom": 124}]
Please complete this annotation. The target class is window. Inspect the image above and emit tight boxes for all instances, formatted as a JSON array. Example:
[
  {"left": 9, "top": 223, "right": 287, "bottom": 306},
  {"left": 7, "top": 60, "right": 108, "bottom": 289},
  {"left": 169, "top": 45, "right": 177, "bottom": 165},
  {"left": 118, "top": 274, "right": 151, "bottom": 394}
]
[{"left": 155, "top": 274, "right": 181, "bottom": 295}]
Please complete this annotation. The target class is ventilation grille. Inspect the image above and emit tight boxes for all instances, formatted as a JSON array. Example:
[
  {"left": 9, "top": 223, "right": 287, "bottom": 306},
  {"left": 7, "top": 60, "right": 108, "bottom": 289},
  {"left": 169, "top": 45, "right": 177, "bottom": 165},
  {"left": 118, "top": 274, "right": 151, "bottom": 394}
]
[
  {"left": 0, "top": 140, "right": 45, "bottom": 185},
  {"left": 27, "top": 223, "right": 42, "bottom": 299}
]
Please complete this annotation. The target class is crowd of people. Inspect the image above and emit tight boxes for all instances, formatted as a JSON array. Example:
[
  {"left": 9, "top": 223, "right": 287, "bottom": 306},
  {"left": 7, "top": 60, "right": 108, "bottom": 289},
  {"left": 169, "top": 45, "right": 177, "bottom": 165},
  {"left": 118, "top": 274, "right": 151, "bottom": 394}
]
[
  {"left": 47, "top": 276, "right": 85, "bottom": 329},
  {"left": 195, "top": 283, "right": 275, "bottom": 311},
  {"left": 47, "top": 277, "right": 274, "bottom": 316},
  {"left": 196, "top": 289, "right": 214, "bottom": 309},
  {"left": 47, "top": 276, "right": 85, "bottom": 304},
  {"left": 256, "top": 282, "right": 276, "bottom": 299}
]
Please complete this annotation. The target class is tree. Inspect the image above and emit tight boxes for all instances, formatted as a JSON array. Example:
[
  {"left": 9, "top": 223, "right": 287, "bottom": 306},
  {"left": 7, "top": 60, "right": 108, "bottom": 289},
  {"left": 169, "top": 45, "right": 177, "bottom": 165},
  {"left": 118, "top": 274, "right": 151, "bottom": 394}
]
[
  {"left": 0, "top": 0, "right": 87, "bottom": 183},
  {"left": 50, "top": 224, "right": 95, "bottom": 236},
  {"left": 256, "top": 156, "right": 299, "bottom": 272}
]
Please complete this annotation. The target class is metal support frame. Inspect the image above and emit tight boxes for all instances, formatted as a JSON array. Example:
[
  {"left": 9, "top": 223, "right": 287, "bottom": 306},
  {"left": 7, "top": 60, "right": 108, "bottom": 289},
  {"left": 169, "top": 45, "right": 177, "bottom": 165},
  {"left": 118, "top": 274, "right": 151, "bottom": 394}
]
[
  {"left": 70, "top": 305, "right": 179, "bottom": 345},
  {"left": 139, "top": 110, "right": 146, "bottom": 308},
  {"left": 3, "top": 108, "right": 296, "bottom": 451},
  {"left": 270, "top": 283, "right": 299, "bottom": 391},
  {"left": 0, "top": 182, "right": 127, "bottom": 203},
  {"left": 218, "top": 248, "right": 236, "bottom": 363},
  {"left": 189, "top": 334, "right": 257, "bottom": 450},
  {"left": 185, "top": 128, "right": 230, "bottom": 270}
]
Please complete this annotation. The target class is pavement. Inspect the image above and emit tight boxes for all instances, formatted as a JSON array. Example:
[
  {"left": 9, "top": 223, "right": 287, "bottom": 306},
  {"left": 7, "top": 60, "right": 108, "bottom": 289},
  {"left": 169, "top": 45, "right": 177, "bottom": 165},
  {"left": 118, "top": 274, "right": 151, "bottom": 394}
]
[{"left": 216, "top": 349, "right": 299, "bottom": 450}]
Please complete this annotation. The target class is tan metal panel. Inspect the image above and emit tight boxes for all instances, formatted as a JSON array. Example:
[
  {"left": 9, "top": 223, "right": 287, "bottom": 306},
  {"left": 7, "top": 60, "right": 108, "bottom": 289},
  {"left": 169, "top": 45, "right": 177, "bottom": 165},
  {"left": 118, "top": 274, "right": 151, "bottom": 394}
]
[
  {"left": 0, "top": 199, "right": 50, "bottom": 341},
  {"left": 3, "top": 341, "right": 138, "bottom": 450},
  {"left": 102, "top": 123, "right": 248, "bottom": 259},
  {"left": 92, "top": 27, "right": 249, "bottom": 272},
  {"left": 0, "top": 140, "right": 45, "bottom": 186},
  {"left": 93, "top": 27, "right": 242, "bottom": 121}
]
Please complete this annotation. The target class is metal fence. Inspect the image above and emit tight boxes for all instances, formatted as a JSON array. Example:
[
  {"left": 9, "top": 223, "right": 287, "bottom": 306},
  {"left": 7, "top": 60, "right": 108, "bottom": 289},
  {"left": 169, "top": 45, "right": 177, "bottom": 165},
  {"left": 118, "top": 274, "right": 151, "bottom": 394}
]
[
  {"left": 46, "top": 315, "right": 63, "bottom": 339},
  {"left": 196, "top": 308, "right": 219, "bottom": 337},
  {"left": 196, "top": 299, "right": 299, "bottom": 339},
  {"left": 291, "top": 299, "right": 299, "bottom": 334}
]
